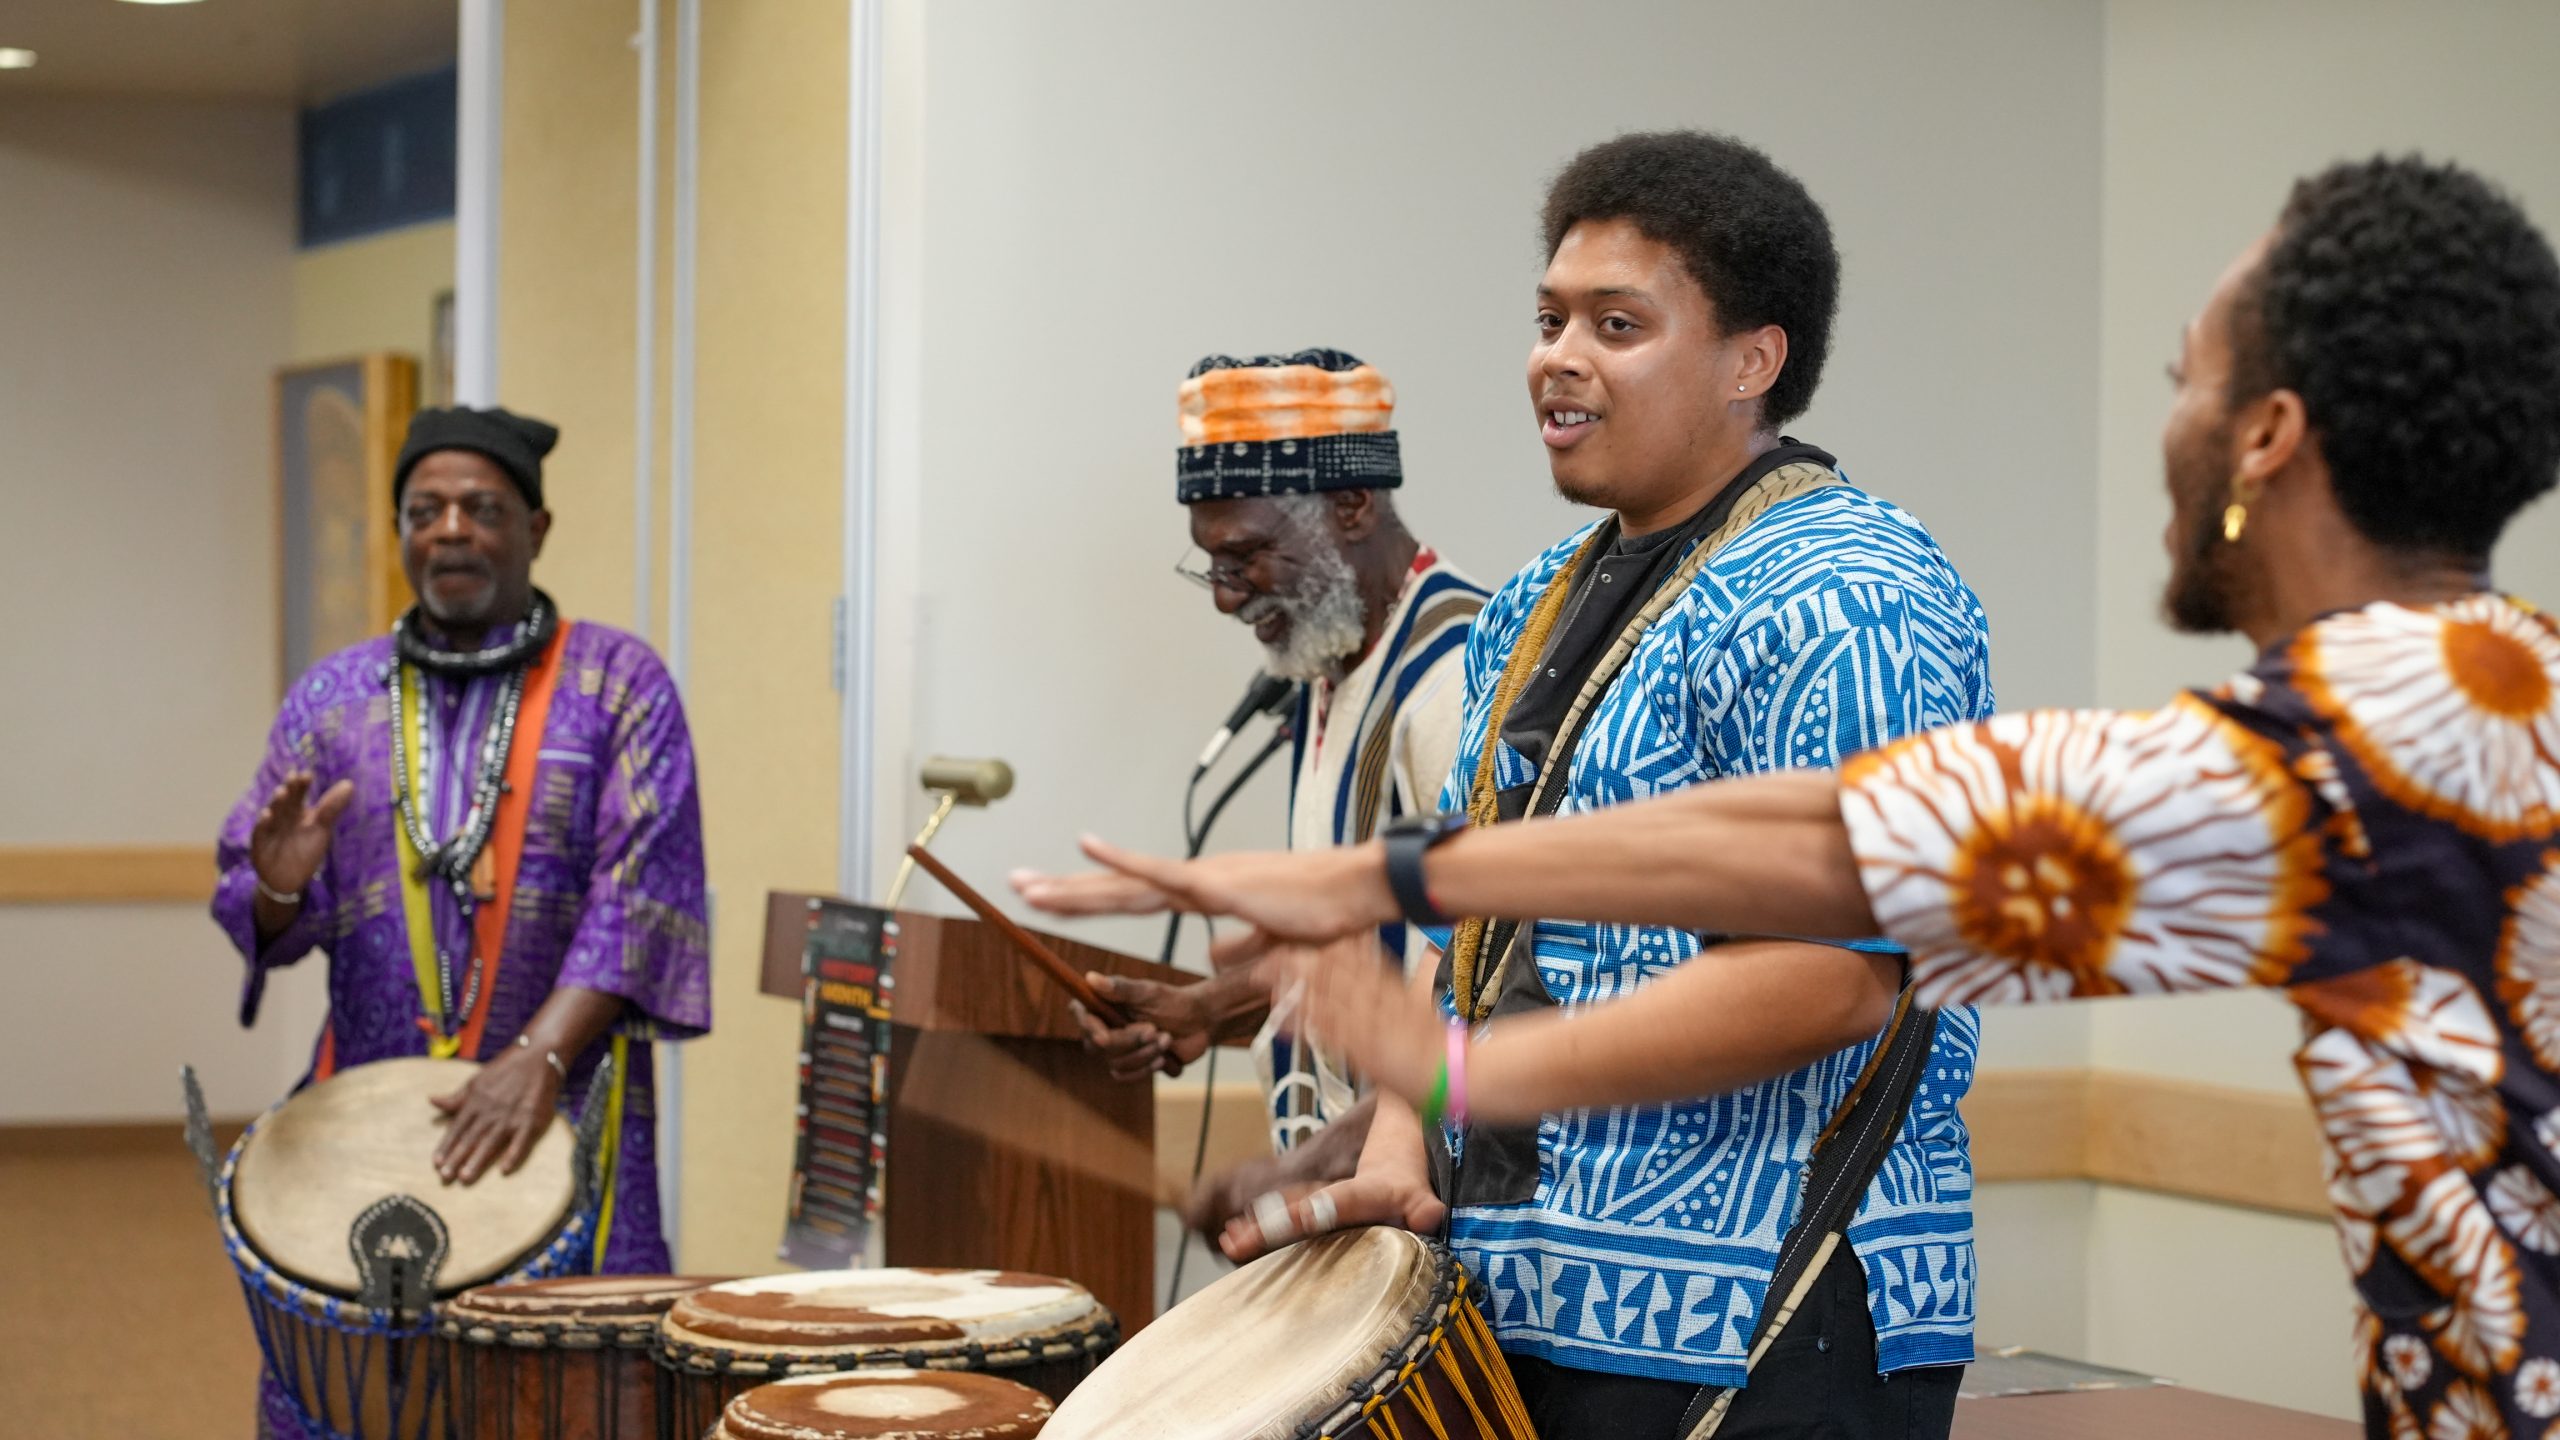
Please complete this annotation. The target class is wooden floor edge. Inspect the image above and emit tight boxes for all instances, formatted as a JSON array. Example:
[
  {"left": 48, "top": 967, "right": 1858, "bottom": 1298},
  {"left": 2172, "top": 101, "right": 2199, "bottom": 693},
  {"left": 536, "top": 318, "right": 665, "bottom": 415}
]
[{"left": 0, "top": 844, "right": 216, "bottom": 904}]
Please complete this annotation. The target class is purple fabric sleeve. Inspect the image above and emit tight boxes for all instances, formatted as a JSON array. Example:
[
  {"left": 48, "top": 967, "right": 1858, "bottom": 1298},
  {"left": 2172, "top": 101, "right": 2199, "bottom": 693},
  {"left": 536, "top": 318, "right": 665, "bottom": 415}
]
[
  {"left": 211, "top": 672, "right": 354, "bottom": 1027},
  {"left": 549, "top": 645, "right": 711, "bottom": 1040}
]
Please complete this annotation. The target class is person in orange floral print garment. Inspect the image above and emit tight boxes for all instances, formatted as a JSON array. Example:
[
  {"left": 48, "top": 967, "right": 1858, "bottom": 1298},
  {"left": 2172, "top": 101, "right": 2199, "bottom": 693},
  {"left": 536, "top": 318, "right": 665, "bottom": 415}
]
[{"left": 1014, "top": 155, "right": 2560, "bottom": 1440}]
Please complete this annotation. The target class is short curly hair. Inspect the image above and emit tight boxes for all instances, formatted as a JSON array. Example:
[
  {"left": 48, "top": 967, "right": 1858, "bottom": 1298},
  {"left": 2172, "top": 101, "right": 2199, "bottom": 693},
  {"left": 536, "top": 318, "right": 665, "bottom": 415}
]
[
  {"left": 2229, "top": 155, "right": 2560, "bottom": 560},
  {"left": 1541, "top": 131, "right": 1839, "bottom": 429}
]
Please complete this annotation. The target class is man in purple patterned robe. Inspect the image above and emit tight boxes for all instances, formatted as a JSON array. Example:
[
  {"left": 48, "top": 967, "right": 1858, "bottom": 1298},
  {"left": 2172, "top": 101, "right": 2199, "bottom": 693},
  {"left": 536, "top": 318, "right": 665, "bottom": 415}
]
[{"left": 212, "top": 405, "right": 710, "bottom": 1437}]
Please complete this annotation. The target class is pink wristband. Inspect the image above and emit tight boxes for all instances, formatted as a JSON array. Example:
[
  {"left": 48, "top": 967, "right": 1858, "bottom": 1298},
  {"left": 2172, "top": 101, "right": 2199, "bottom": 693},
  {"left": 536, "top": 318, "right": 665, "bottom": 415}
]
[{"left": 1444, "top": 1020, "right": 1470, "bottom": 1127}]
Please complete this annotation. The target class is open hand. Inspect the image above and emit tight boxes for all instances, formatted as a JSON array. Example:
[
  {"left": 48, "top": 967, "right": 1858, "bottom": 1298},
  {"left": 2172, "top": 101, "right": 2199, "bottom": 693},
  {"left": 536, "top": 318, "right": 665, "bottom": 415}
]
[
  {"left": 430, "top": 1046, "right": 563, "bottom": 1185},
  {"left": 1011, "top": 835, "right": 1398, "bottom": 947},
  {"left": 249, "top": 771, "right": 354, "bottom": 898}
]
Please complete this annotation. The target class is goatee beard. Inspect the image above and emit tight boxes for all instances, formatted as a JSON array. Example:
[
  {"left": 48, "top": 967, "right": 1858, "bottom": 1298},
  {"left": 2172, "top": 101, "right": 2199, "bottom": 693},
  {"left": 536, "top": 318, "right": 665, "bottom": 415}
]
[{"left": 2162, "top": 498, "right": 2240, "bottom": 635}]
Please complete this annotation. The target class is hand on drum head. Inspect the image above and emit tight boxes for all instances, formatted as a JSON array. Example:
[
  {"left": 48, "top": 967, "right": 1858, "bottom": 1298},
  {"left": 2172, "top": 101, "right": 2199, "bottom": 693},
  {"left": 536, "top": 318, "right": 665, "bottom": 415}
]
[
  {"left": 431, "top": 1043, "right": 564, "bottom": 1185},
  {"left": 1182, "top": 1152, "right": 1294, "bottom": 1247},
  {"left": 1217, "top": 1174, "right": 1446, "bottom": 1263}
]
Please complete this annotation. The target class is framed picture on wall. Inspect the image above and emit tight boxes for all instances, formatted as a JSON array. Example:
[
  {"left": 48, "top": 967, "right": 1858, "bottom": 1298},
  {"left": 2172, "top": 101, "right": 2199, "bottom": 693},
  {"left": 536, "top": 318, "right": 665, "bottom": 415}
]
[
  {"left": 428, "top": 290, "right": 455, "bottom": 406},
  {"left": 274, "top": 353, "right": 418, "bottom": 691}
]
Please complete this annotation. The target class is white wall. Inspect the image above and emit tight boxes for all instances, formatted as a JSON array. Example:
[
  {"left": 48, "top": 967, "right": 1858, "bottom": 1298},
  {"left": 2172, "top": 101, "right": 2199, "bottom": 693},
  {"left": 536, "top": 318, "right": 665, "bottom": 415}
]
[
  {"left": 876, "top": 0, "right": 2106, "bottom": 949},
  {"left": 2067, "top": 0, "right": 2560, "bottom": 1419},
  {"left": 0, "top": 97, "right": 324, "bottom": 1120}
]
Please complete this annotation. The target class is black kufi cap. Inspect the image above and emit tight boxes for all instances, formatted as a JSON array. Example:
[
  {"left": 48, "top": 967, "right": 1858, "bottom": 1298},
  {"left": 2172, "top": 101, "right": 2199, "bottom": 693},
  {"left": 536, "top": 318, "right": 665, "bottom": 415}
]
[{"left": 395, "top": 405, "right": 561, "bottom": 509}]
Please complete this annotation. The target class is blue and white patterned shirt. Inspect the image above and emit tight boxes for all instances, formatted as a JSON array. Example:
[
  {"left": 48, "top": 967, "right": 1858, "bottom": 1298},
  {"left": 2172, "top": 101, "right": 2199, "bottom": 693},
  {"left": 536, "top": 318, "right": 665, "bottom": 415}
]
[{"left": 1434, "top": 479, "right": 1994, "bottom": 1386}]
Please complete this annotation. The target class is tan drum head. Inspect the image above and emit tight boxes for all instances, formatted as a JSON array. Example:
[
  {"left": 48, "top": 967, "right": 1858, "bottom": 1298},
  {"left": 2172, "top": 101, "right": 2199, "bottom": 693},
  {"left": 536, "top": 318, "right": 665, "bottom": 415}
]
[
  {"left": 445, "top": 1274, "right": 732, "bottom": 1328},
  {"left": 716, "top": 1370, "right": 1052, "bottom": 1440},
  {"left": 233, "top": 1056, "right": 576, "bottom": 1296},
  {"left": 664, "top": 1268, "right": 1103, "bottom": 1356},
  {"left": 1041, "top": 1228, "right": 1438, "bottom": 1440}
]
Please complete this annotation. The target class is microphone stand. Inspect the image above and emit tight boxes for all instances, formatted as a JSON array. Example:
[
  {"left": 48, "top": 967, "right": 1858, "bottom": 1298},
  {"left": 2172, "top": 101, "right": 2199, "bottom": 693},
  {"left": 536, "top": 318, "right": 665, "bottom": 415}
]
[{"left": 1162, "top": 719, "right": 1293, "bottom": 1309}]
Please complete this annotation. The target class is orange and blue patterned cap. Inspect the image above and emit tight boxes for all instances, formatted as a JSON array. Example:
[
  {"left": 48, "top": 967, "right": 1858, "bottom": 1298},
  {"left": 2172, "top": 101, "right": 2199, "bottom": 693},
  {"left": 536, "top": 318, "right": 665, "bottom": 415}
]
[{"left": 1176, "top": 348, "right": 1402, "bottom": 503}]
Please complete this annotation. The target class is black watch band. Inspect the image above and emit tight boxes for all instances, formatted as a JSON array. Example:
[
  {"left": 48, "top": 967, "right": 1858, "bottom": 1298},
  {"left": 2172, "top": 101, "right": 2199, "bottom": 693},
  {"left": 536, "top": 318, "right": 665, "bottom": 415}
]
[{"left": 1382, "top": 812, "right": 1470, "bottom": 928}]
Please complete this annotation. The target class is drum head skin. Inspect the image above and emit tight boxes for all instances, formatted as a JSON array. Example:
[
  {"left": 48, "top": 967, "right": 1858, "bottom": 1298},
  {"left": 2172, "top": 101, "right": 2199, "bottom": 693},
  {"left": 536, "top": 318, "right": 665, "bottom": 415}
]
[
  {"left": 445, "top": 1275, "right": 732, "bottom": 1331},
  {"left": 232, "top": 1056, "right": 576, "bottom": 1296},
  {"left": 716, "top": 1370, "right": 1052, "bottom": 1440},
  {"left": 665, "top": 1268, "right": 1103, "bottom": 1356},
  {"left": 1042, "top": 1228, "right": 1438, "bottom": 1440}
]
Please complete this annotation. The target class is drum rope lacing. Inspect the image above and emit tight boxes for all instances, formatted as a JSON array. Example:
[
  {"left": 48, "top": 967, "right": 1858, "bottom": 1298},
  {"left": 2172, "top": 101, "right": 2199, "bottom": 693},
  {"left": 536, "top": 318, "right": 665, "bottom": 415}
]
[
  {"left": 437, "top": 1314, "right": 664, "bottom": 1351},
  {"left": 1298, "top": 1260, "right": 1537, "bottom": 1440},
  {"left": 219, "top": 1110, "right": 597, "bottom": 1440}
]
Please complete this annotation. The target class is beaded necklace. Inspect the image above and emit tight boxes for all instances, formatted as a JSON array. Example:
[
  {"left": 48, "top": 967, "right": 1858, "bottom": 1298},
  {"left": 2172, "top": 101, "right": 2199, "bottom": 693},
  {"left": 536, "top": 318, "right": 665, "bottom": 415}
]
[{"left": 385, "top": 591, "right": 554, "bottom": 1044}]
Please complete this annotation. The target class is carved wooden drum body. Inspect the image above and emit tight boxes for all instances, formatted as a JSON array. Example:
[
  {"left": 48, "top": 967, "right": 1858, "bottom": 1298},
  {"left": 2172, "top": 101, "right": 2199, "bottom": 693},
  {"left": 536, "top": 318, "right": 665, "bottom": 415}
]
[
  {"left": 216, "top": 1057, "right": 596, "bottom": 1439},
  {"left": 1040, "top": 1228, "right": 1534, "bottom": 1440},
  {"left": 658, "top": 1267, "right": 1117, "bottom": 1438},
  {"left": 441, "top": 1274, "right": 727, "bottom": 1439}
]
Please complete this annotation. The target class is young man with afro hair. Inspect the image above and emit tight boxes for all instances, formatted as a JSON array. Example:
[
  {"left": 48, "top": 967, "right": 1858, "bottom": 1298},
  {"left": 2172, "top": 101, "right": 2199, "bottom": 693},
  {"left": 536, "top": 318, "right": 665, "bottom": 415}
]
[{"left": 1227, "top": 131, "right": 1997, "bottom": 1438}]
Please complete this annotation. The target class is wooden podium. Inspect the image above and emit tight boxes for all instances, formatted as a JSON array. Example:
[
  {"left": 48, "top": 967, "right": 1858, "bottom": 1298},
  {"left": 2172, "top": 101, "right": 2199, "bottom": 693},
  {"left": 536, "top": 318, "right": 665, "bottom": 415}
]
[{"left": 762, "top": 891, "right": 1198, "bottom": 1333}]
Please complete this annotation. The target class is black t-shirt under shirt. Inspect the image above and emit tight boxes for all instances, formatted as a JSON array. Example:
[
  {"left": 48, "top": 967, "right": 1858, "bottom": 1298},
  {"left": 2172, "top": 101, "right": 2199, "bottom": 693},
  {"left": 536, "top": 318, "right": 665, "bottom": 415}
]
[{"left": 1492, "top": 439, "right": 1834, "bottom": 818}]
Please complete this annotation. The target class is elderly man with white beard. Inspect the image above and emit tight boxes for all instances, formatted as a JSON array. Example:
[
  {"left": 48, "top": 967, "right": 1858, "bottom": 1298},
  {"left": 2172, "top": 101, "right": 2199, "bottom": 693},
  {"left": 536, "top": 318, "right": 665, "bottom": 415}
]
[{"left": 1073, "top": 348, "right": 1486, "bottom": 1244}]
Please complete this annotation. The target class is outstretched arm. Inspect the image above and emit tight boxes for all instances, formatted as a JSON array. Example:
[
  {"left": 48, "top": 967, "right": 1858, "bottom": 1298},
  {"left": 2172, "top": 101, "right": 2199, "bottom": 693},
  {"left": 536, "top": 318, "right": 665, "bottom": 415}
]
[
  {"left": 1285, "top": 936, "right": 1899, "bottom": 1125},
  {"left": 1012, "top": 767, "right": 1871, "bottom": 952}
]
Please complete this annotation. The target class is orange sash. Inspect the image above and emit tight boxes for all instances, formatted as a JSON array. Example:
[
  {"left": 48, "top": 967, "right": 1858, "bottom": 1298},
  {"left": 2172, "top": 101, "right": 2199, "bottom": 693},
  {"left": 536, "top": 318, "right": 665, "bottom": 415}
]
[{"left": 460, "top": 622, "right": 574, "bottom": 1060}]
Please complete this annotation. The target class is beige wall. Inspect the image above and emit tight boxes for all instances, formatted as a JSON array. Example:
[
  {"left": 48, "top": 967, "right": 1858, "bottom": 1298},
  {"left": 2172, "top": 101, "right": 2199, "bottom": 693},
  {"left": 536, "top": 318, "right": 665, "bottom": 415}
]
[
  {"left": 676, "top": 0, "right": 848, "bottom": 1274},
  {"left": 496, "top": 1, "right": 643, "bottom": 634},
  {"left": 291, "top": 221, "right": 455, "bottom": 368},
  {"left": 0, "top": 96, "right": 326, "bottom": 1120},
  {"left": 497, "top": 0, "right": 846, "bottom": 1274}
]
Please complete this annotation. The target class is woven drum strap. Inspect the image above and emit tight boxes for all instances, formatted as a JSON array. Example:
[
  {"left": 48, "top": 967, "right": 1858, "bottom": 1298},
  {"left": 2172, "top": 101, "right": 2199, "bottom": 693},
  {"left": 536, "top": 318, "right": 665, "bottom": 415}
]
[
  {"left": 1676, "top": 994, "right": 1944, "bottom": 1440},
  {"left": 1446, "top": 461, "right": 1844, "bottom": 1019}
]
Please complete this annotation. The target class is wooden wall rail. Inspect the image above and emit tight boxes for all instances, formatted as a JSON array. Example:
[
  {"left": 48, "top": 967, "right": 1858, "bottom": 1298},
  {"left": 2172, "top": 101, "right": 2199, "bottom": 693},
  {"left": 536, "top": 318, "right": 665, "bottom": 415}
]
[
  {"left": 12, "top": 1076, "right": 2325, "bottom": 1222},
  {"left": 1152, "top": 1067, "right": 2329, "bottom": 1220},
  {"left": 0, "top": 846, "right": 215, "bottom": 905}
]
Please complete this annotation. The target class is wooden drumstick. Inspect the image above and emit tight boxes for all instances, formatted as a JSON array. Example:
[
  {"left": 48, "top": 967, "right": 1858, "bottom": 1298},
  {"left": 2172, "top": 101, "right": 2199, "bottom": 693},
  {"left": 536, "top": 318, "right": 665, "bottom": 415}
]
[{"left": 902, "top": 844, "right": 1132, "bottom": 1028}]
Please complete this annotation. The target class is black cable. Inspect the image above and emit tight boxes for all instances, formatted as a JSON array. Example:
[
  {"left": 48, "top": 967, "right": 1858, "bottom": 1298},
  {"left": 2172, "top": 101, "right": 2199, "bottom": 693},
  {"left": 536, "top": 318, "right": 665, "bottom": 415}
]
[
  {"left": 1163, "top": 720, "right": 1294, "bottom": 1311},
  {"left": 1156, "top": 770, "right": 1208, "bottom": 967},
  {"left": 1190, "top": 724, "right": 1291, "bottom": 853}
]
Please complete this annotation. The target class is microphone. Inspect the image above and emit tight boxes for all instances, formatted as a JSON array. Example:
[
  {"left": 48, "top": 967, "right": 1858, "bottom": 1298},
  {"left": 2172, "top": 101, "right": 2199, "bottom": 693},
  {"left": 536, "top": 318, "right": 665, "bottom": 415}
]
[{"left": 1194, "top": 672, "right": 1295, "bottom": 774}]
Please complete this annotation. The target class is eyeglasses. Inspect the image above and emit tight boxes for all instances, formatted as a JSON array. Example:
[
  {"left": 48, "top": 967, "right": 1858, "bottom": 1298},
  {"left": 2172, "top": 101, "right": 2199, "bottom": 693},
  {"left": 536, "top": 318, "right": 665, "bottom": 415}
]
[{"left": 1173, "top": 546, "right": 1260, "bottom": 594}]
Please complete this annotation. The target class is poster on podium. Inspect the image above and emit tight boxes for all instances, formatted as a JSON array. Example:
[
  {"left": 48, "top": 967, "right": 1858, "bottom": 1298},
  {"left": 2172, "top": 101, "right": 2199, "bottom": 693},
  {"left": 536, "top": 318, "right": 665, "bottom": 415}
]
[{"left": 777, "top": 897, "right": 895, "bottom": 1269}]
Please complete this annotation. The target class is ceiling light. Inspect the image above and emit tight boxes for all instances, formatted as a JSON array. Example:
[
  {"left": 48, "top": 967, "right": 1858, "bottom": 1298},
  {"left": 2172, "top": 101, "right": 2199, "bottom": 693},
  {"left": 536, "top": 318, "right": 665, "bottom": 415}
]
[
  {"left": 116, "top": 0, "right": 211, "bottom": 6},
  {"left": 0, "top": 48, "right": 36, "bottom": 69}
]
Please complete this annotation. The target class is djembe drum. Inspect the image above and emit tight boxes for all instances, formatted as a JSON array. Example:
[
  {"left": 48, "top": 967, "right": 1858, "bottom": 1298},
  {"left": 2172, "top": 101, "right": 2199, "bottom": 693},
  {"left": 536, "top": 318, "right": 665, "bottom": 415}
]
[
  {"left": 710, "top": 1371, "right": 1053, "bottom": 1440},
  {"left": 211, "top": 1056, "right": 599, "bottom": 1439},
  {"left": 441, "top": 1275, "right": 727, "bottom": 1439},
  {"left": 1040, "top": 1227, "right": 1535, "bottom": 1440},
  {"left": 658, "top": 1267, "right": 1117, "bottom": 1438}
]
